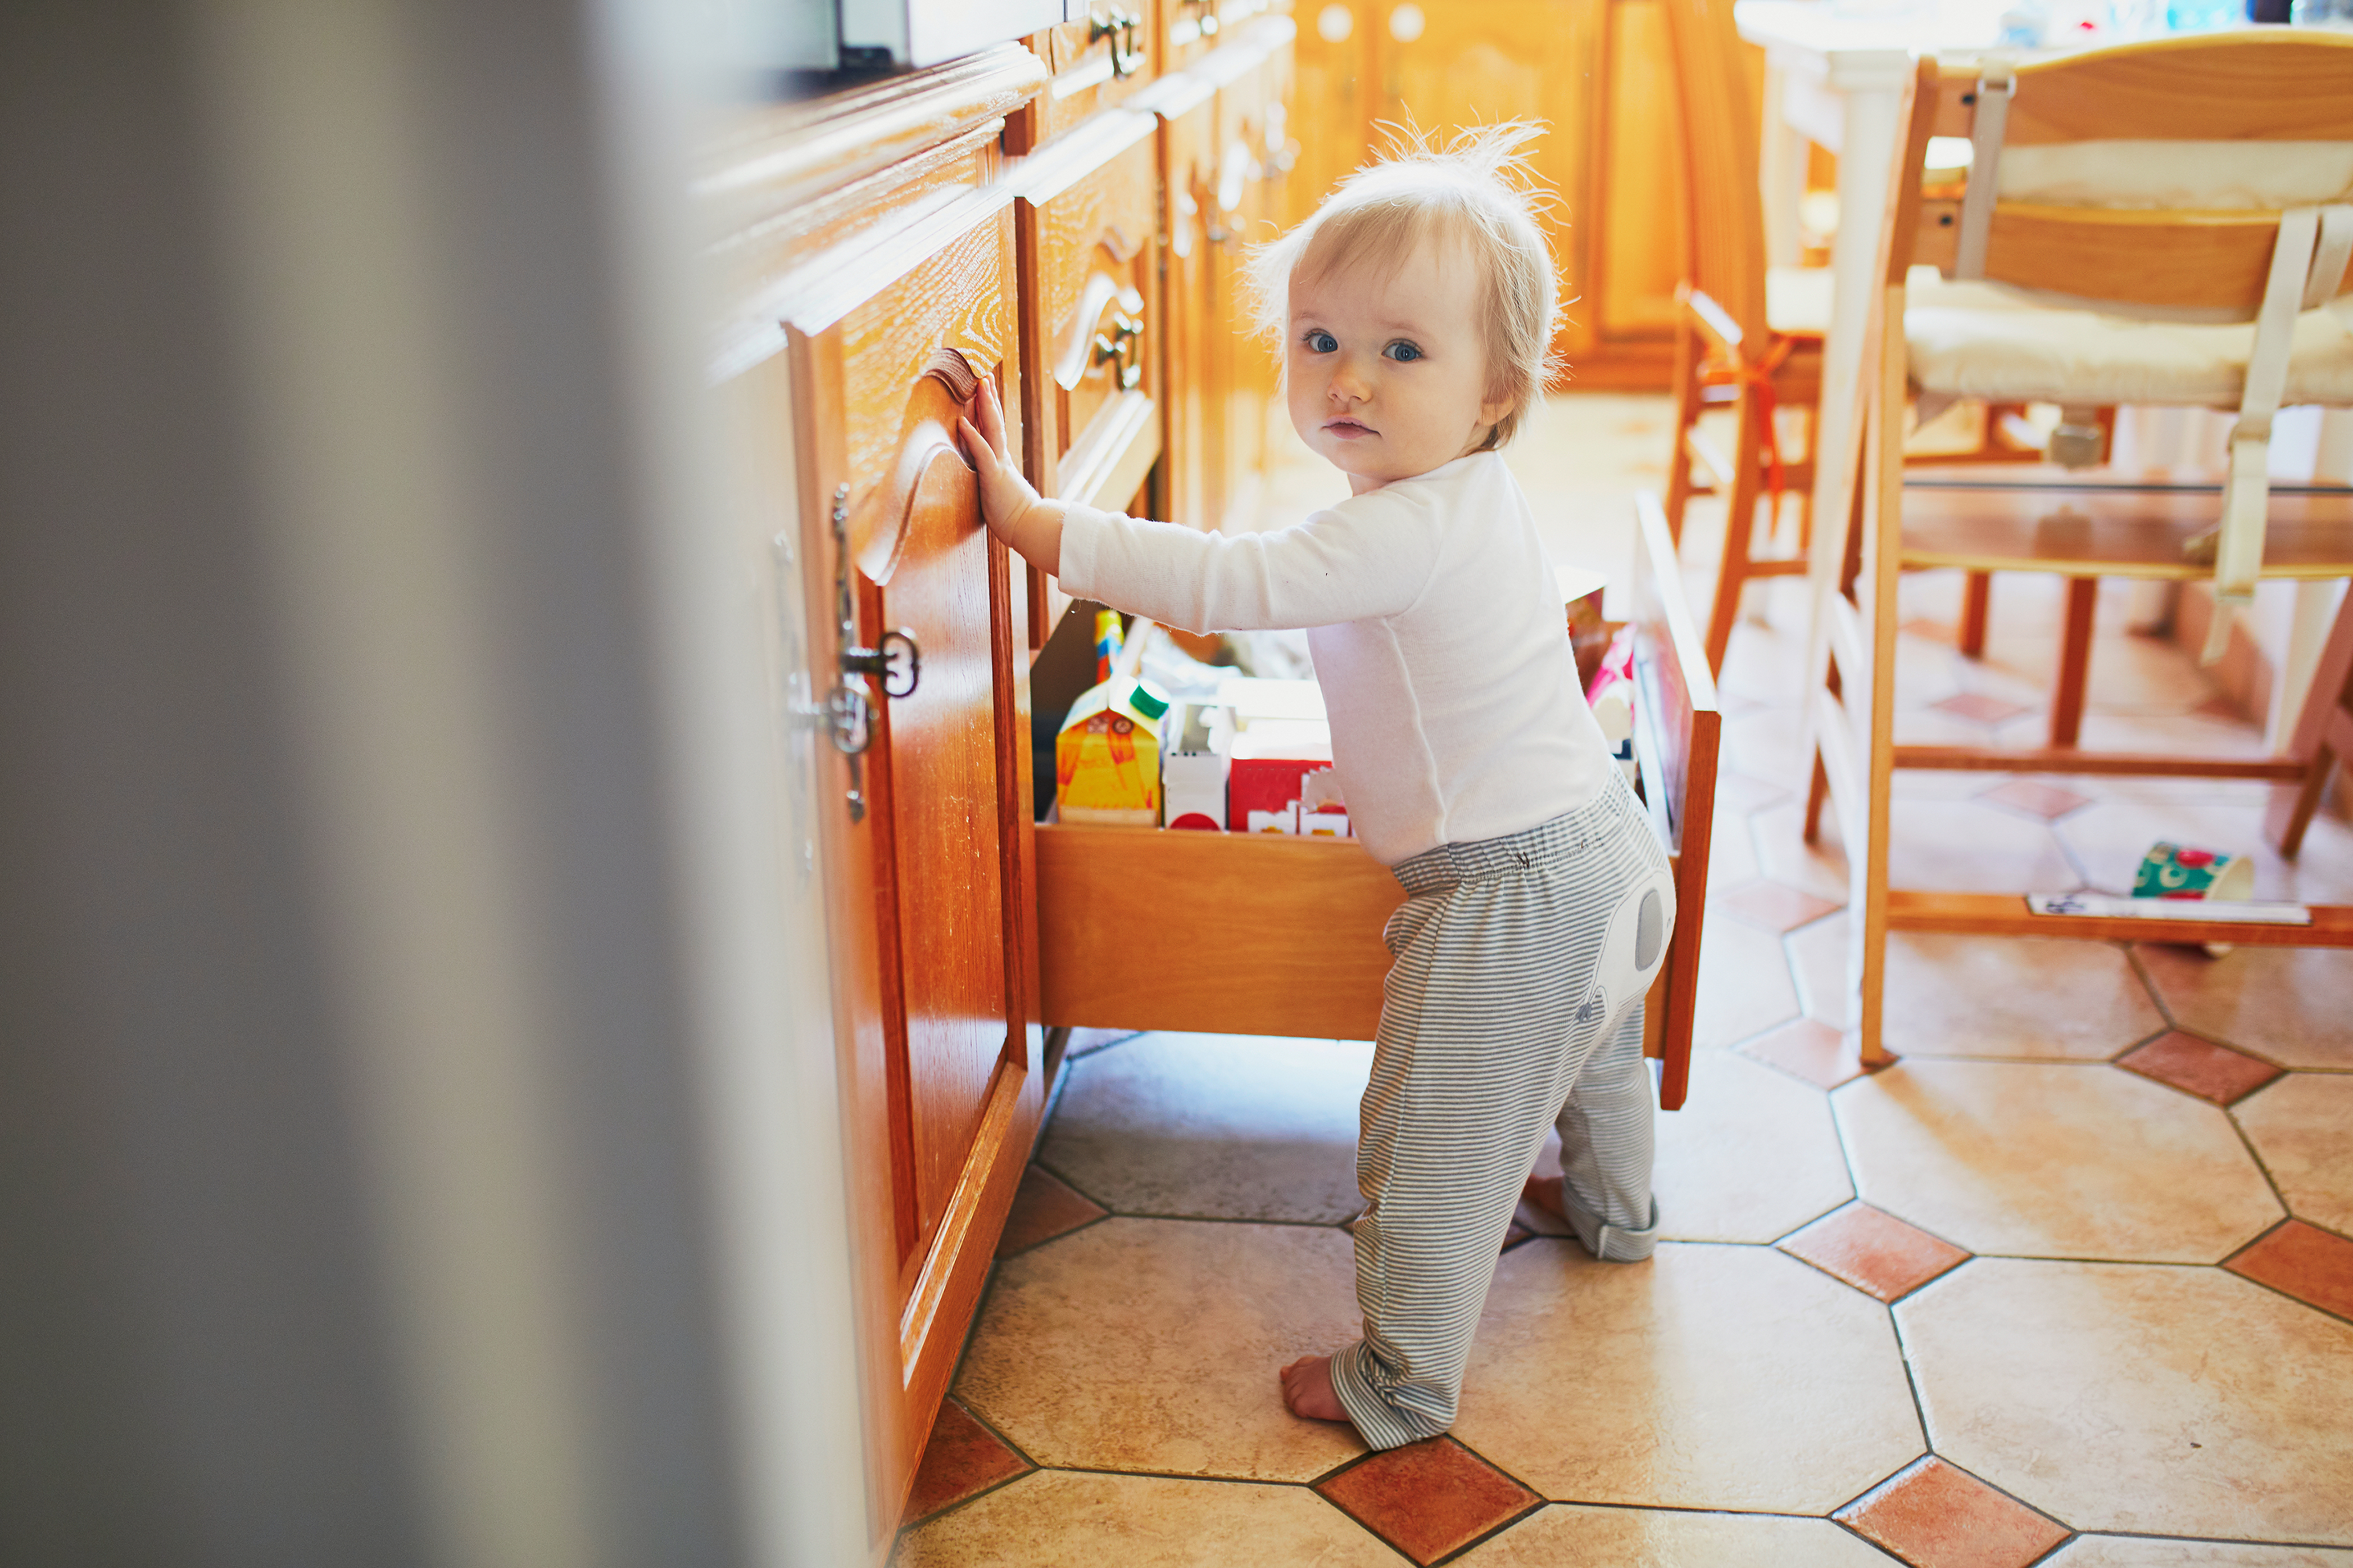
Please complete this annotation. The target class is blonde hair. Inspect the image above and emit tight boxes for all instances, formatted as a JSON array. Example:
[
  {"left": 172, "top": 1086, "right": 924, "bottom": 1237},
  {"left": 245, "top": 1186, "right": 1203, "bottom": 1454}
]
[{"left": 1246, "top": 122, "right": 1562, "bottom": 450}]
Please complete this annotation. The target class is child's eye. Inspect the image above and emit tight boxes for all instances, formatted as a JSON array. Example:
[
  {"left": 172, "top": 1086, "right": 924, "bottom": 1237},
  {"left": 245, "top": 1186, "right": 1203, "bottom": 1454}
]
[
  {"left": 1302, "top": 329, "right": 1337, "bottom": 353},
  {"left": 1384, "top": 340, "right": 1424, "bottom": 363}
]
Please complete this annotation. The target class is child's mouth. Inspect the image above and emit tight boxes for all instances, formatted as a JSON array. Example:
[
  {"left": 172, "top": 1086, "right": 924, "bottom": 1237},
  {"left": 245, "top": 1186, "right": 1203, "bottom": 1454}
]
[{"left": 1324, "top": 419, "right": 1376, "bottom": 440}]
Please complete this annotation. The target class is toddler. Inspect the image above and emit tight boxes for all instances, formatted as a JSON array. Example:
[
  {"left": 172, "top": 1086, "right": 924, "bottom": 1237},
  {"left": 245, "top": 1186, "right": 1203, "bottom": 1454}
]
[{"left": 957, "top": 125, "right": 1675, "bottom": 1449}]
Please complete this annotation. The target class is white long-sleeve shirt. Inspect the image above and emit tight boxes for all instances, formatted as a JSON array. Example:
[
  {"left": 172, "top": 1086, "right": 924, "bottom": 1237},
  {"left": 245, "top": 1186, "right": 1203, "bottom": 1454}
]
[{"left": 1058, "top": 451, "right": 1616, "bottom": 866}]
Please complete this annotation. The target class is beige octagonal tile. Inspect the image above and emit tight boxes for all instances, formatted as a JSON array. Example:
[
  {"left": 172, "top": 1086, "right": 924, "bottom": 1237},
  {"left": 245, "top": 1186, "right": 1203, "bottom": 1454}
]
[
  {"left": 2235, "top": 1074, "right": 2353, "bottom": 1238},
  {"left": 1881, "top": 934, "right": 2166, "bottom": 1061},
  {"left": 2136, "top": 946, "right": 2353, "bottom": 1070},
  {"left": 1887, "top": 797, "right": 2082, "bottom": 895},
  {"left": 1526, "top": 1050, "right": 1851, "bottom": 1244},
  {"left": 1039, "top": 1033, "right": 1373, "bottom": 1224},
  {"left": 1454, "top": 1503, "right": 1900, "bottom": 1566},
  {"left": 2045, "top": 1539, "right": 2353, "bottom": 1566},
  {"left": 891, "top": 1469, "right": 1397, "bottom": 1567},
  {"left": 1454, "top": 1241, "right": 1923, "bottom": 1513},
  {"left": 954, "top": 1217, "right": 1365, "bottom": 1481},
  {"left": 1691, "top": 919, "right": 1802, "bottom": 1050},
  {"left": 1836, "top": 1061, "right": 2281, "bottom": 1262},
  {"left": 1901, "top": 1259, "right": 2353, "bottom": 1544}
]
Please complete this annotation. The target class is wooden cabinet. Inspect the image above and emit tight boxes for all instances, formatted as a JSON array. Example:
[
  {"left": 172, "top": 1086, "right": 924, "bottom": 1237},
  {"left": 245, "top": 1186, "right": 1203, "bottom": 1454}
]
[
  {"left": 706, "top": 17, "right": 1301, "bottom": 1551},
  {"left": 704, "top": 48, "right": 1050, "bottom": 1551},
  {"left": 1289, "top": 0, "right": 1691, "bottom": 387}
]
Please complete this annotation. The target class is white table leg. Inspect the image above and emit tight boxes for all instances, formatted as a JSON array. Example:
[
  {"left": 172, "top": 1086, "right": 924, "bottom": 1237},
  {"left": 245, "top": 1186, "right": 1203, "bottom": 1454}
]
[
  {"left": 1796, "top": 69, "right": 1907, "bottom": 1041},
  {"left": 1759, "top": 62, "right": 1805, "bottom": 268}
]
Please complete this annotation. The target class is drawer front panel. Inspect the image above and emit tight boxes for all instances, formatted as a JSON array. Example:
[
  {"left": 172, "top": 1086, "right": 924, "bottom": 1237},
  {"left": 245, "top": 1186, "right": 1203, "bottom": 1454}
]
[
  {"left": 1027, "top": 1, "right": 1162, "bottom": 147},
  {"left": 1035, "top": 134, "right": 1160, "bottom": 499},
  {"left": 1036, "top": 824, "right": 1403, "bottom": 1039}
]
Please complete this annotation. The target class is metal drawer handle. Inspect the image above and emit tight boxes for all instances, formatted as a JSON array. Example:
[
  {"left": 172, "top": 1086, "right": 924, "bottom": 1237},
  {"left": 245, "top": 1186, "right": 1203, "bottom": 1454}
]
[
  {"left": 1093, "top": 313, "right": 1144, "bottom": 391},
  {"left": 1089, "top": 7, "right": 1147, "bottom": 77}
]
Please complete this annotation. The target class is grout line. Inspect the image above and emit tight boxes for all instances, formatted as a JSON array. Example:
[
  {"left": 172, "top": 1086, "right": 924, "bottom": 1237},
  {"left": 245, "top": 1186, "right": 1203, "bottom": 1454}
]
[
  {"left": 1883, "top": 1306, "right": 1939, "bottom": 1476},
  {"left": 2121, "top": 945, "right": 2182, "bottom": 1031},
  {"left": 1427, "top": 1496, "right": 1549, "bottom": 1566},
  {"left": 1826, "top": 1513, "right": 1912, "bottom": 1563},
  {"left": 2222, "top": 1101, "right": 2297, "bottom": 1218},
  {"left": 1026, "top": 1156, "right": 1120, "bottom": 1216}
]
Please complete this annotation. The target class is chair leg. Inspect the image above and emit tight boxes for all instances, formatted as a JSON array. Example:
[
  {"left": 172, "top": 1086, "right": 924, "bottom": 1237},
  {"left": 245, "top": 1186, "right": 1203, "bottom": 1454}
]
[
  {"left": 2048, "top": 576, "right": 2099, "bottom": 749},
  {"left": 1797, "top": 402, "right": 1819, "bottom": 555},
  {"left": 1704, "top": 381, "right": 1767, "bottom": 677},
  {"left": 1664, "top": 314, "right": 1703, "bottom": 546},
  {"left": 2265, "top": 583, "right": 2353, "bottom": 857},
  {"left": 1958, "top": 570, "right": 1991, "bottom": 658}
]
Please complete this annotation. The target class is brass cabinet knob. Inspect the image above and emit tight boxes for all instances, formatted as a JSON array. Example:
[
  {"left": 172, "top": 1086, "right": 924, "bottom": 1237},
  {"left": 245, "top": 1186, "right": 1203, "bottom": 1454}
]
[{"left": 1092, "top": 312, "right": 1145, "bottom": 391}]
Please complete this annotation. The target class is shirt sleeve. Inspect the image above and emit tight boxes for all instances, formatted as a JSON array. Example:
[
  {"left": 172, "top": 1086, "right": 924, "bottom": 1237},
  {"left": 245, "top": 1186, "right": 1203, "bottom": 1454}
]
[{"left": 1057, "top": 489, "right": 1441, "bottom": 634}]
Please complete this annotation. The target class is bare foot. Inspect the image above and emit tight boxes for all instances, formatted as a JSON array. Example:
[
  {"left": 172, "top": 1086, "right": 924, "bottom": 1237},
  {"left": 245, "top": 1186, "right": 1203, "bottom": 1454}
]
[
  {"left": 1279, "top": 1354, "right": 1350, "bottom": 1423},
  {"left": 1522, "top": 1174, "right": 1568, "bottom": 1223}
]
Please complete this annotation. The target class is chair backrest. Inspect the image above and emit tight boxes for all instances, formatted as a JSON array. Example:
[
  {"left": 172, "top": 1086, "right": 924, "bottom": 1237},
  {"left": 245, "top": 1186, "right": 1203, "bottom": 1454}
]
[
  {"left": 1899, "top": 31, "right": 2353, "bottom": 317},
  {"left": 1660, "top": 0, "right": 1770, "bottom": 345}
]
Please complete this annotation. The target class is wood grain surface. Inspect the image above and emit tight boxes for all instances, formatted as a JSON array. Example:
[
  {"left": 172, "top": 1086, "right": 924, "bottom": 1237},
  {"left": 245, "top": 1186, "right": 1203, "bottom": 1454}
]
[{"left": 1036, "top": 825, "right": 1404, "bottom": 1040}]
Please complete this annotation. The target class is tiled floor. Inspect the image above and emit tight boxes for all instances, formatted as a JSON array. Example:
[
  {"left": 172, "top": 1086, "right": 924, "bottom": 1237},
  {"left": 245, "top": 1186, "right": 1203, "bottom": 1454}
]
[{"left": 894, "top": 396, "right": 2353, "bottom": 1565}]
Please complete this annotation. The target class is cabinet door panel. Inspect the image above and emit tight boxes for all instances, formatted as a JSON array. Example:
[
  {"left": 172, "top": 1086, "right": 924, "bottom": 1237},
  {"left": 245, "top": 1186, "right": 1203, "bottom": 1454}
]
[
  {"left": 786, "top": 192, "right": 1043, "bottom": 1537},
  {"left": 1596, "top": 0, "right": 1689, "bottom": 339},
  {"left": 1162, "top": 93, "right": 1223, "bottom": 533},
  {"left": 874, "top": 442, "right": 1011, "bottom": 1240}
]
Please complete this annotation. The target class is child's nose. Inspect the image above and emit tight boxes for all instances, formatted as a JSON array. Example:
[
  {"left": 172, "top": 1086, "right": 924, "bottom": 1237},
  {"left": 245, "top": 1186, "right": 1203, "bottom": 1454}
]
[{"left": 1329, "top": 359, "right": 1371, "bottom": 402}]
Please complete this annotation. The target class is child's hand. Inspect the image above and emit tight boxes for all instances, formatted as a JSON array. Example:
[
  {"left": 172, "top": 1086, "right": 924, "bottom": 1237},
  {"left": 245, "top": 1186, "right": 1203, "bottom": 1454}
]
[{"left": 957, "top": 377, "right": 1062, "bottom": 575}]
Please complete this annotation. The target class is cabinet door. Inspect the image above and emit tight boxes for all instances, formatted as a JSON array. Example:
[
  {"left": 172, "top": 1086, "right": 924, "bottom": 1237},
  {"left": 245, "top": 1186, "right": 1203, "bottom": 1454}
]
[
  {"left": 1158, "top": 88, "right": 1222, "bottom": 534},
  {"left": 1210, "top": 60, "right": 1275, "bottom": 529},
  {"left": 788, "top": 198, "right": 1043, "bottom": 1537},
  {"left": 1593, "top": 0, "right": 1691, "bottom": 342},
  {"left": 1362, "top": 0, "right": 1606, "bottom": 364}
]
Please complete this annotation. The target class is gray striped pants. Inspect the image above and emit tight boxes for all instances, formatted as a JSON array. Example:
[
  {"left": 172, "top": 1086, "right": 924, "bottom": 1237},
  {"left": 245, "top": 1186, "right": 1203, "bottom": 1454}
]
[{"left": 1327, "top": 774, "right": 1676, "bottom": 1449}]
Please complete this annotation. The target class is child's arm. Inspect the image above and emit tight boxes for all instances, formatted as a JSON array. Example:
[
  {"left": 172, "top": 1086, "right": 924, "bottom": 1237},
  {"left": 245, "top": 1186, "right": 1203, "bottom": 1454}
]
[
  {"left": 958, "top": 377, "right": 1065, "bottom": 575},
  {"left": 958, "top": 377, "right": 1435, "bottom": 635}
]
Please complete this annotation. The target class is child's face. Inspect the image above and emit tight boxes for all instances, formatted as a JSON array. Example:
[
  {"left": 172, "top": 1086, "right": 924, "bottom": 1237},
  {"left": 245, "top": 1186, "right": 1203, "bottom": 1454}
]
[{"left": 1286, "top": 237, "right": 1513, "bottom": 493}]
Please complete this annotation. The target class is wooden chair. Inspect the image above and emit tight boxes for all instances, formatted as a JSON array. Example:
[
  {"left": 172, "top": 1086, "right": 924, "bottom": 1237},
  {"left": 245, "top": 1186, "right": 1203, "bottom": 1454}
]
[
  {"left": 1034, "top": 491, "right": 1720, "bottom": 1108},
  {"left": 1658, "top": 0, "right": 2030, "bottom": 676},
  {"left": 1805, "top": 40, "right": 2353, "bottom": 1060}
]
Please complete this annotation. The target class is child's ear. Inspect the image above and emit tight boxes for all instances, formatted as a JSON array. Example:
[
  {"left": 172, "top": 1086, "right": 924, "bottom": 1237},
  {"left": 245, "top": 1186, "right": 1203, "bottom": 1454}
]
[{"left": 1479, "top": 393, "right": 1514, "bottom": 432}]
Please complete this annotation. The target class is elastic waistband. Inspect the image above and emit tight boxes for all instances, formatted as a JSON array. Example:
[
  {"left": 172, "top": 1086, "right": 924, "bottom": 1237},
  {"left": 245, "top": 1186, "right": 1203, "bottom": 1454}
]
[{"left": 1392, "top": 774, "right": 1646, "bottom": 897}]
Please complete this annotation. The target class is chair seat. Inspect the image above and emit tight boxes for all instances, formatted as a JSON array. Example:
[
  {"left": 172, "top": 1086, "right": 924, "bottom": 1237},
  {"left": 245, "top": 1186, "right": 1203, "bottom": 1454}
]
[
  {"left": 1906, "top": 275, "right": 2353, "bottom": 407},
  {"left": 1765, "top": 265, "right": 1833, "bottom": 338},
  {"left": 1896, "top": 473, "right": 2353, "bottom": 579}
]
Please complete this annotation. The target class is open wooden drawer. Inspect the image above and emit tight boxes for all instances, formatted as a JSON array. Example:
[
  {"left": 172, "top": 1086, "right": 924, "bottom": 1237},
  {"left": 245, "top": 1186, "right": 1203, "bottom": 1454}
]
[{"left": 1034, "top": 493, "right": 1720, "bottom": 1109}]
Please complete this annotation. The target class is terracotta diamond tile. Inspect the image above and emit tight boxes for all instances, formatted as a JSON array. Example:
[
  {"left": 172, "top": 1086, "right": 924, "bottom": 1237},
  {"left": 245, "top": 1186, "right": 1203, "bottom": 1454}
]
[
  {"left": 1740, "top": 1017, "right": 1869, "bottom": 1090},
  {"left": 1781, "top": 1202, "right": 1970, "bottom": 1303},
  {"left": 1718, "top": 880, "right": 1843, "bottom": 934},
  {"left": 2227, "top": 1220, "right": 2353, "bottom": 1323},
  {"left": 1978, "top": 778, "right": 2095, "bottom": 821},
  {"left": 997, "top": 1164, "right": 1108, "bottom": 1258},
  {"left": 903, "top": 1398, "right": 1030, "bottom": 1526},
  {"left": 1314, "top": 1437, "right": 1540, "bottom": 1565},
  {"left": 2117, "top": 1031, "right": 2283, "bottom": 1106},
  {"left": 1833, "top": 1456, "right": 2070, "bottom": 1568},
  {"left": 1930, "top": 692, "right": 2034, "bottom": 726},
  {"left": 1902, "top": 616, "right": 1959, "bottom": 647}
]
